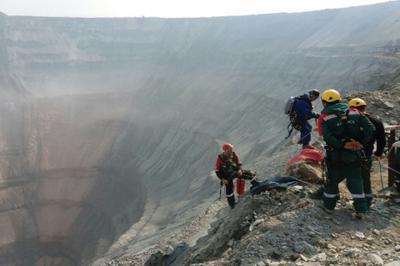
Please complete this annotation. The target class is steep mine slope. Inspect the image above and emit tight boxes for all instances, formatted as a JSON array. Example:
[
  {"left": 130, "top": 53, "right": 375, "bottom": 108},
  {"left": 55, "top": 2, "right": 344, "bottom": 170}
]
[{"left": 0, "top": 2, "right": 400, "bottom": 265}]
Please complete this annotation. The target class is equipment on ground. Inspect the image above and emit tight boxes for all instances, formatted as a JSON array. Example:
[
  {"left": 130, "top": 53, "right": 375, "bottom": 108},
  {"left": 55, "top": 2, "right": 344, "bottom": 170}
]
[
  {"left": 250, "top": 176, "right": 298, "bottom": 195},
  {"left": 287, "top": 148, "right": 324, "bottom": 170}
]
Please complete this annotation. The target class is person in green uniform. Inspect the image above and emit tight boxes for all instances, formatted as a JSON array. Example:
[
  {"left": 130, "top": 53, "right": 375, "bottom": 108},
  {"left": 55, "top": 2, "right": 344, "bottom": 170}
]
[
  {"left": 320, "top": 89, "right": 375, "bottom": 219},
  {"left": 394, "top": 140, "right": 400, "bottom": 192},
  {"left": 348, "top": 98, "right": 386, "bottom": 209}
]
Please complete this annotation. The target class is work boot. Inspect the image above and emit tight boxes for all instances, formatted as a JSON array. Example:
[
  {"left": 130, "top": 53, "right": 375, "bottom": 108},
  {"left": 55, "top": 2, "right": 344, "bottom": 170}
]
[
  {"left": 322, "top": 206, "right": 334, "bottom": 214},
  {"left": 318, "top": 204, "right": 334, "bottom": 214},
  {"left": 228, "top": 196, "right": 235, "bottom": 209}
]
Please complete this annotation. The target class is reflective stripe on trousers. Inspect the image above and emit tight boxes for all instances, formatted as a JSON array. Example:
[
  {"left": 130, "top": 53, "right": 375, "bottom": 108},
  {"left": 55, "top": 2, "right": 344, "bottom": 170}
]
[{"left": 323, "top": 192, "right": 339, "bottom": 198}]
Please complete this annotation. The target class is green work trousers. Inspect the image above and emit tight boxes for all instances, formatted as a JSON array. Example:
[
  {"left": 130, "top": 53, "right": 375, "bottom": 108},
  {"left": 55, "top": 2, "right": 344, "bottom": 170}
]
[
  {"left": 360, "top": 157, "right": 373, "bottom": 209},
  {"left": 323, "top": 160, "right": 367, "bottom": 213},
  {"left": 395, "top": 148, "right": 400, "bottom": 191}
]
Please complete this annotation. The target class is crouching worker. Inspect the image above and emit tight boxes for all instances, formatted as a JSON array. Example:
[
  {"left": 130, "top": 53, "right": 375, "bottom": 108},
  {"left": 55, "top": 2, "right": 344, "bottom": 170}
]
[{"left": 215, "top": 143, "right": 257, "bottom": 209}]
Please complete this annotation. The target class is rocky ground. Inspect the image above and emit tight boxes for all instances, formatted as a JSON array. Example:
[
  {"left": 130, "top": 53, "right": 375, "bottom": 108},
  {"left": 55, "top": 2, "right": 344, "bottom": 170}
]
[
  {"left": 110, "top": 162, "right": 400, "bottom": 266},
  {"left": 105, "top": 85, "right": 400, "bottom": 266},
  {"left": 177, "top": 172, "right": 400, "bottom": 266},
  {"left": 104, "top": 199, "right": 227, "bottom": 266}
]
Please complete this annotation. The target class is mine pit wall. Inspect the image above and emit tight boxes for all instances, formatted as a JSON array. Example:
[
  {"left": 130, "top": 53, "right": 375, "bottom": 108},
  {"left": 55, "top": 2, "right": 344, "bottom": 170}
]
[
  {"left": 0, "top": 96, "right": 146, "bottom": 265},
  {"left": 0, "top": 89, "right": 226, "bottom": 265},
  {"left": 1, "top": 3, "right": 400, "bottom": 264}
]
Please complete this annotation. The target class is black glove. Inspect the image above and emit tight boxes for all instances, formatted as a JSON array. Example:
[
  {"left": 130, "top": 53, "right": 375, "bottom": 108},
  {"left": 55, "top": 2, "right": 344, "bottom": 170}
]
[{"left": 314, "top": 113, "right": 320, "bottom": 119}]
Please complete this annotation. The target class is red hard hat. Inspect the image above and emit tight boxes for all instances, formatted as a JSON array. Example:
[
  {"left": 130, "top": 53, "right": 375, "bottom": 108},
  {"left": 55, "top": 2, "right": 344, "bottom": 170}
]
[{"left": 222, "top": 143, "right": 234, "bottom": 151}]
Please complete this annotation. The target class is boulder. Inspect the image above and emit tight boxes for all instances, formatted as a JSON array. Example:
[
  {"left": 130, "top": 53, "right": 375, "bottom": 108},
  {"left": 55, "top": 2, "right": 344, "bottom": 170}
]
[
  {"left": 287, "top": 161, "right": 323, "bottom": 183},
  {"left": 368, "top": 253, "right": 384, "bottom": 266}
]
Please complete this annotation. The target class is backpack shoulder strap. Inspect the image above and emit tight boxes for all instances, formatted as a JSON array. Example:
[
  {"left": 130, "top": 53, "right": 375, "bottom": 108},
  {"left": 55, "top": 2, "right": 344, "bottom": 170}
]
[{"left": 340, "top": 109, "right": 350, "bottom": 123}]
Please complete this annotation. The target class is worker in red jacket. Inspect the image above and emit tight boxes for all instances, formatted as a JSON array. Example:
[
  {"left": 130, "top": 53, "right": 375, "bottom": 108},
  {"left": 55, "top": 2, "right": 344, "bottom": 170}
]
[{"left": 215, "top": 143, "right": 242, "bottom": 209}]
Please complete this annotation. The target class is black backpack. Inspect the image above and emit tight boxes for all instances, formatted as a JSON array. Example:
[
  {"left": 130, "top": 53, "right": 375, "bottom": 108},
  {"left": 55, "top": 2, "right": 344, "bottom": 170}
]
[{"left": 285, "top": 97, "right": 302, "bottom": 138}]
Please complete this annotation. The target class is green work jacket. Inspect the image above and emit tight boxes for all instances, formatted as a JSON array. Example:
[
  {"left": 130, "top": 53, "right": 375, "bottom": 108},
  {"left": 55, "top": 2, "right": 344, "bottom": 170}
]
[{"left": 322, "top": 102, "right": 375, "bottom": 163}]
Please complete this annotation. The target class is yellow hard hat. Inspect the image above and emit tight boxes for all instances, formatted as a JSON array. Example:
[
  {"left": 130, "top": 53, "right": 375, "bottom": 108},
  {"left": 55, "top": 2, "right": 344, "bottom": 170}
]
[
  {"left": 348, "top": 98, "right": 367, "bottom": 108},
  {"left": 321, "top": 89, "right": 342, "bottom": 102}
]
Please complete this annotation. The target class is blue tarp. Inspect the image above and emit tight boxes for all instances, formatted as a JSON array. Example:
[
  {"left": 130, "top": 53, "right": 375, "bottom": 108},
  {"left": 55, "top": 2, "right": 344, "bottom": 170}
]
[{"left": 250, "top": 176, "right": 298, "bottom": 195}]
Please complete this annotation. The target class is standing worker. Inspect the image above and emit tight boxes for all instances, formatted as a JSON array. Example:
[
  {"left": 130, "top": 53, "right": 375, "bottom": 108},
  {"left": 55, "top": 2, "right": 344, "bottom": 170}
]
[
  {"left": 348, "top": 98, "right": 386, "bottom": 209},
  {"left": 320, "top": 89, "right": 375, "bottom": 219},
  {"left": 394, "top": 140, "right": 400, "bottom": 192},
  {"left": 215, "top": 144, "right": 258, "bottom": 208},
  {"left": 291, "top": 90, "right": 320, "bottom": 149},
  {"left": 215, "top": 143, "right": 242, "bottom": 209}
]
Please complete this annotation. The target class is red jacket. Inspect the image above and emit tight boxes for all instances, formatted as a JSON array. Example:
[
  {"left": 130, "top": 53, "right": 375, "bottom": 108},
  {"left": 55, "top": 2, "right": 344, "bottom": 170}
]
[{"left": 215, "top": 152, "right": 241, "bottom": 180}]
